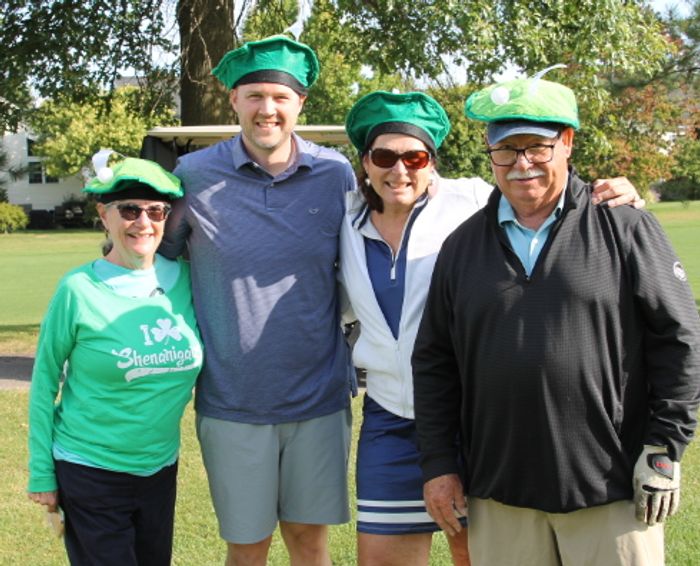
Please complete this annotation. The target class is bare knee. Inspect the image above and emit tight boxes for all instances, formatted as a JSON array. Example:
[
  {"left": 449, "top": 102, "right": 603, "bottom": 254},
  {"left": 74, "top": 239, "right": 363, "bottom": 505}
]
[
  {"left": 225, "top": 537, "right": 272, "bottom": 566},
  {"left": 358, "top": 532, "right": 432, "bottom": 566},
  {"left": 279, "top": 522, "right": 331, "bottom": 566}
]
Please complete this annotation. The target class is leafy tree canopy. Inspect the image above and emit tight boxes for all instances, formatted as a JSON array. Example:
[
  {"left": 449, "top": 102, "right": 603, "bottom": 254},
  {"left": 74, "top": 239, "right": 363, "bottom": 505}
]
[
  {"left": 237, "top": 0, "right": 407, "bottom": 128},
  {"left": 4, "top": 0, "right": 698, "bottom": 196},
  {"left": 3, "top": 0, "right": 674, "bottom": 128},
  {"left": 29, "top": 86, "right": 177, "bottom": 177},
  {"left": 0, "top": 0, "right": 174, "bottom": 131},
  {"left": 642, "top": 0, "right": 700, "bottom": 86},
  {"left": 335, "top": 1, "right": 668, "bottom": 85}
]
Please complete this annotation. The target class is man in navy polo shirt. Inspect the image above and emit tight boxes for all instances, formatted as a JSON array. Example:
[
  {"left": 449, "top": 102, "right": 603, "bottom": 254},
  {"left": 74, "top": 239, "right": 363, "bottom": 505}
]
[{"left": 160, "top": 36, "right": 355, "bottom": 566}]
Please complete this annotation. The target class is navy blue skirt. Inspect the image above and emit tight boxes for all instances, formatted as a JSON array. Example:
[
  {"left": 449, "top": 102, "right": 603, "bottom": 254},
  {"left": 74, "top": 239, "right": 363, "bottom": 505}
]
[{"left": 356, "top": 395, "right": 466, "bottom": 535}]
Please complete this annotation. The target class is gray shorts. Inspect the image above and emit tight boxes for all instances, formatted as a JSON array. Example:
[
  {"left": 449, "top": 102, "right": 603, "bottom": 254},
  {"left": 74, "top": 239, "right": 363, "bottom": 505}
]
[{"left": 196, "top": 407, "right": 352, "bottom": 544}]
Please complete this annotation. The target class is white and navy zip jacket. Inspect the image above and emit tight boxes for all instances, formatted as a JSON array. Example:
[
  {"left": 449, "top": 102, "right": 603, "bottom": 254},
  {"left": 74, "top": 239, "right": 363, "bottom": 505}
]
[{"left": 339, "top": 175, "right": 491, "bottom": 419}]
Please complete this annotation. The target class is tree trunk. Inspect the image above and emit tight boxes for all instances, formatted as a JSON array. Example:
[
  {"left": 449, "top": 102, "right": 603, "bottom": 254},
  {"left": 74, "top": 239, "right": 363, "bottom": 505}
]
[{"left": 177, "top": 0, "right": 236, "bottom": 125}]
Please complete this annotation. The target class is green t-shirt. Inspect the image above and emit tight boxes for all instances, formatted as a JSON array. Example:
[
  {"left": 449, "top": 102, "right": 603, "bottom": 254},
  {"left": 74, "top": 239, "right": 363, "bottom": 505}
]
[{"left": 28, "top": 259, "right": 203, "bottom": 493}]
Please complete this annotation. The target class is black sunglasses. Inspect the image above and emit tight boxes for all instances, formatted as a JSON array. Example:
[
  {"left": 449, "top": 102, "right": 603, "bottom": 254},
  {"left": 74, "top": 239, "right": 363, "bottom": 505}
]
[
  {"left": 368, "top": 148, "right": 432, "bottom": 170},
  {"left": 112, "top": 203, "right": 171, "bottom": 222}
]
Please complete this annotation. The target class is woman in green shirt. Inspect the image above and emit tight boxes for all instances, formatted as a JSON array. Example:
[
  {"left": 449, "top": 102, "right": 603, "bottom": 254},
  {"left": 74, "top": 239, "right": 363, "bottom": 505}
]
[{"left": 27, "top": 153, "right": 203, "bottom": 565}]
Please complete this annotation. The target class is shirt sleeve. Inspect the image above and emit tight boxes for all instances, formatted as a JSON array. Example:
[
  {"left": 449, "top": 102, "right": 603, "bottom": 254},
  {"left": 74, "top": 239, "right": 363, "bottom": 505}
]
[
  {"left": 337, "top": 279, "right": 356, "bottom": 325},
  {"left": 627, "top": 211, "right": 700, "bottom": 461},
  {"left": 159, "top": 164, "right": 191, "bottom": 259},
  {"left": 411, "top": 239, "right": 464, "bottom": 482},
  {"left": 27, "top": 281, "right": 78, "bottom": 493}
]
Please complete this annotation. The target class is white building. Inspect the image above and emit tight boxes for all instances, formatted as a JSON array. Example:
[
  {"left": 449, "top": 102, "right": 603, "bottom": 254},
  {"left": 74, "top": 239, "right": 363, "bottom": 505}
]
[{"left": 2, "top": 130, "right": 83, "bottom": 213}]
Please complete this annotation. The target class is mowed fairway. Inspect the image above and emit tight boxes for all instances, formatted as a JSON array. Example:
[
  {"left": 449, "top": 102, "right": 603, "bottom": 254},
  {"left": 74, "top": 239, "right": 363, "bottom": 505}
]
[
  {"left": 649, "top": 201, "right": 700, "bottom": 307},
  {"left": 1, "top": 201, "right": 698, "bottom": 350},
  {"left": 0, "top": 230, "right": 103, "bottom": 325},
  {"left": 0, "top": 201, "right": 699, "bottom": 564},
  {"left": 0, "top": 230, "right": 102, "bottom": 353}
]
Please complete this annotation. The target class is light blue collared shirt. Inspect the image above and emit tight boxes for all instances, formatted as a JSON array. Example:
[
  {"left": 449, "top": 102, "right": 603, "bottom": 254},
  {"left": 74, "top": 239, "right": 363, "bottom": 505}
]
[{"left": 498, "top": 189, "right": 566, "bottom": 276}]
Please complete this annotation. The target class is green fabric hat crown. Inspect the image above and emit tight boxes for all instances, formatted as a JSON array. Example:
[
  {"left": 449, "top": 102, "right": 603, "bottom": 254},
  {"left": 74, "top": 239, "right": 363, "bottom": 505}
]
[
  {"left": 465, "top": 68, "right": 579, "bottom": 129},
  {"left": 345, "top": 91, "right": 451, "bottom": 154},
  {"left": 212, "top": 35, "right": 320, "bottom": 91},
  {"left": 83, "top": 154, "right": 183, "bottom": 199}
]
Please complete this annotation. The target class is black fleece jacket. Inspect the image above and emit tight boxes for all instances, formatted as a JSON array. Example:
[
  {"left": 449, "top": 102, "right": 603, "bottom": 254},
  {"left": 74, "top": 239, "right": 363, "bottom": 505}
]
[{"left": 412, "top": 168, "right": 700, "bottom": 513}]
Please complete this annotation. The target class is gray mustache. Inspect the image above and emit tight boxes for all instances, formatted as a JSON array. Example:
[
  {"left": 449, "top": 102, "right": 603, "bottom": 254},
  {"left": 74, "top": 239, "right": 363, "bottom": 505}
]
[{"left": 506, "top": 168, "right": 545, "bottom": 180}]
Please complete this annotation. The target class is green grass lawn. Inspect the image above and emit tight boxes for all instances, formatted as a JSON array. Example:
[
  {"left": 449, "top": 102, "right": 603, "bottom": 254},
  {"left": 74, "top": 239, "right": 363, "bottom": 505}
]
[
  {"left": 1, "top": 393, "right": 454, "bottom": 565},
  {"left": 1, "top": 201, "right": 699, "bottom": 564},
  {"left": 648, "top": 201, "right": 700, "bottom": 309},
  {"left": 0, "top": 230, "right": 103, "bottom": 354},
  {"left": 1, "top": 202, "right": 698, "bottom": 353},
  {"left": 3, "top": 392, "right": 699, "bottom": 565}
]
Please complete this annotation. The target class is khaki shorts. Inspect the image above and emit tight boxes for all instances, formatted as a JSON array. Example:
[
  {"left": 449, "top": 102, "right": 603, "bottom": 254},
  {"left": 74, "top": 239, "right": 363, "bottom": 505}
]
[
  {"left": 196, "top": 408, "right": 352, "bottom": 544},
  {"left": 468, "top": 497, "right": 664, "bottom": 566}
]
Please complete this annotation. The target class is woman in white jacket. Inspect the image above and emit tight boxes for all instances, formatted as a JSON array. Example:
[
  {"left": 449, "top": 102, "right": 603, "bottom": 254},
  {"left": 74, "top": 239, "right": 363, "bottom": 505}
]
[
  {"left": 341, "top": 90, "right": 485, "bottom": 566},
  {"left": 340, "top": 90, "right": 643, "bottom": 566}
]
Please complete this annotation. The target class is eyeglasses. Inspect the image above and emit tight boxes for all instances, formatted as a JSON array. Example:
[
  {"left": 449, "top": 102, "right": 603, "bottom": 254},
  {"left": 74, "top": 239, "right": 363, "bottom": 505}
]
[
  {"left": 485, "top": 135, "right": 560, "bottom": 167},
  {"left": 368, "top": 148, "right": 432, "bottom": 170},
  {"left": 111, "top": 203, "right": 171, "bottom": 222}
]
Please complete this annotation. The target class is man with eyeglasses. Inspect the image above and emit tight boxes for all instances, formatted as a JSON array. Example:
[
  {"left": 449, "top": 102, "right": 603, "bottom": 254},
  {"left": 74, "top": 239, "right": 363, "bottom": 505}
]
[{"left": 412, "top": 75, "right": 700, "bottom": 566}]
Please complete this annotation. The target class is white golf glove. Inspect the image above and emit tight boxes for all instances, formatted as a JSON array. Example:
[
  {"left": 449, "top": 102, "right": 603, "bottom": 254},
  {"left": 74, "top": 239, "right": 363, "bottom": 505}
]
[{"left": 632, "top": 445, "right": 680, "bottom": 526}]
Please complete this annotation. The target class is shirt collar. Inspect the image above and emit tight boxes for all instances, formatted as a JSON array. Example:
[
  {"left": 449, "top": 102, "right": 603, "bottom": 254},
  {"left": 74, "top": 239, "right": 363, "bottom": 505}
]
[
  {"left": 498, "top": 186, "right": 566, "bottom": 228},
  {"left": 231, "top": 132, "right": 313, "bottom": 173}
]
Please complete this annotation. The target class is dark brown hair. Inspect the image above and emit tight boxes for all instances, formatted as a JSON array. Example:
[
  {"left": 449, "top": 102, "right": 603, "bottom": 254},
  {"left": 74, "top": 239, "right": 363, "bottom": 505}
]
[{"left": 356, "top": 164, "right": 385, "bottom": 213}]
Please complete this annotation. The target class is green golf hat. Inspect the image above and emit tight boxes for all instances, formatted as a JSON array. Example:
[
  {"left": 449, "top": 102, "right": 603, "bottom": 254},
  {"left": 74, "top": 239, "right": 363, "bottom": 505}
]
[
  {"left": 212, "top": 35, "right": 320, "bottom": 94},
  {"left": 465, "top": 73, "right": 579, "bottom": 144},
  {"left": 345, "top": 91, "right": 451, "bottom": 154},
  {"left": 83, "top": 154, "right": 183, "bottom": 203}
]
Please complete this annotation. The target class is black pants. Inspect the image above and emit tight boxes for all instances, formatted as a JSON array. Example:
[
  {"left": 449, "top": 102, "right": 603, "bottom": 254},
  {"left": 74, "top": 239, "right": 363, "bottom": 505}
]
[{"left": 54, "top": 459, "right": 178, "bottom": 566}]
